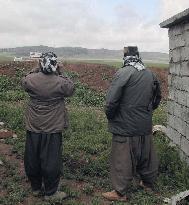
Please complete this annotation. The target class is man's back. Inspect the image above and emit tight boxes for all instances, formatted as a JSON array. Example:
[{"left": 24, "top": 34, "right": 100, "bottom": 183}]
[
  {"left": 22, "top": 71, "right": 74, "bottom": 133},
  {"left": 22, "top": 72, "right": 73, "bottom": 100},
  {"left": 105, "top": 66, "right": 159, "bottom": 136},
  {"left": 117, "top": 66, "right": 154, "bottom": 107}
]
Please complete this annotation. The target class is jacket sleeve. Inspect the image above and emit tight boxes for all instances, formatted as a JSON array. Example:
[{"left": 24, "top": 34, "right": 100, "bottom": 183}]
[
  {"left": 21, "top": 75, "right": 30, "bottom": 92},
  {"left": 21, "top": 68, "right": 40, "bottom": 92},
  {"left": 152, "top": 73, "right": 162, "bottom": 110},
  {"left": 59, "top": 75, "right": 75, "bottom": 97},
  {"left": 105, "top": 68, "right": 133, "bottom": 120}
]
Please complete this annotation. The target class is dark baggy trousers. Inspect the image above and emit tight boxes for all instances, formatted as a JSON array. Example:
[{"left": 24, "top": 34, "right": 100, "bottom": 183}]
[
  {"left": 24, "top": 131, "right": 62, "bottom": 196},
  {"left": 110, "top": 134, "right": 158, "bottom": 195}
]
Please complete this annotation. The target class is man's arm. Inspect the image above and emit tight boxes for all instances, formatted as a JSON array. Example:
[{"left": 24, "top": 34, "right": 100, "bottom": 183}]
[
  {"left": 60, "top": 76, "right": 75, "bottom": 97},
  {"left": 105, "top": 68, "right": 133, "bottom": 120},
  {"left": 21, "top": 75, "right": 31, "bottom": 92},
  {"left": 21, "top": 67, "right": 40, "bottom": 92},
  {"left": 152, "top": 74, "right": 162, "bottom": 110}
]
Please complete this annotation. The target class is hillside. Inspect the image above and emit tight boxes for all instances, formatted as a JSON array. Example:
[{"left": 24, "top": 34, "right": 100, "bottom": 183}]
[{"left": 0, "top": 45, "right": 169, "bottom": 63}]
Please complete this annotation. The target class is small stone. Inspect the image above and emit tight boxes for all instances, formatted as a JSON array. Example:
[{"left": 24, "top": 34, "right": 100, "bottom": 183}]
[
  {"left": 12, "top": 134, "right": 18, "bottom": 139},
  {"left": 153, "top": 125, "right": 167, "bottom": 135},
  {"left": 163, "top": 197, "right": 171, "bottom": 203},
  {"left": 0, "top": 122, "right": 4, "bottom": 127},
  {"left": 0, "top": 160, "right": 4, "bottom": 166}
]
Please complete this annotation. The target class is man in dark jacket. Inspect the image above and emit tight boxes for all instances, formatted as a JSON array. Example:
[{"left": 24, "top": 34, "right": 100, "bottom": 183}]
[
  {"left": 21, "top": 52, "right": 74, "bottom": 201},
  {"left": 102, "top": 47, "right": 161, "bottom": 202}
]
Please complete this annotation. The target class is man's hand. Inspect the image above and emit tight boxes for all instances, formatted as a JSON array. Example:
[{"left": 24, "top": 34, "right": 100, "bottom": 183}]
[
  {"left": 56, "top": 65, "right": 64, "bottom": 75},
  {"left": 29, "top": 67, "right": 40, "bottom": 74}
]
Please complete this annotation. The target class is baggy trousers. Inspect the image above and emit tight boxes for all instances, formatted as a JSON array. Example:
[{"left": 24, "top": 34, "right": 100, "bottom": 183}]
[
  {"left": 110, "top": 134, "right": 158, "bottom": 195},
  {"left": 24, "top": 131, "right": 62, "bottom": 196}
]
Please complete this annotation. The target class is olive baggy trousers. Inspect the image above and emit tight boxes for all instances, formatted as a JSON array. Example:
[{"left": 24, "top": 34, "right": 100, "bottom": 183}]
[{"left": 110, "top": 134, "right": 158, "bottom": 195}]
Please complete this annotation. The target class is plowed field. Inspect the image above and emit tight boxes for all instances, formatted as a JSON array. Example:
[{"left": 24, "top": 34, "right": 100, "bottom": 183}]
[{"left": 0, "top": 61, "right": 168, "bottom": 99}]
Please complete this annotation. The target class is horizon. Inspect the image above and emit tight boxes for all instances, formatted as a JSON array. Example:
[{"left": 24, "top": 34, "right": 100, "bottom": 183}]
[{"left": 0, "top": 45, "right": 169, "bottom": 54}]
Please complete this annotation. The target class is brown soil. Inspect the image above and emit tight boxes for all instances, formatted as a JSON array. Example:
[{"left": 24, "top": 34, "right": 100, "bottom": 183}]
[
  {"left": 63, "top": 63, "right": 168, "bottom": 100},
  {"left": 0, "top": 130, "right": 13, "bottom": 139},
  {"left": 63, "top": 63, "right": 117, "bottom": 93},
  {"left": 0, "top": 61, "right": 168, "bottom": 99},
  {"left": 0, "top": 61, "right": 36, "bottom": 77}
]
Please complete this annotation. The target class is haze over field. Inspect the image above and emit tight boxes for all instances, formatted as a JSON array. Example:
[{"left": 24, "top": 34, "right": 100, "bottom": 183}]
[
  {"left": 0, "top": 0, "right": 189, "bottom": 53},
  {"left": 0, "top": 45, "right": 169, "bottom": 63}
]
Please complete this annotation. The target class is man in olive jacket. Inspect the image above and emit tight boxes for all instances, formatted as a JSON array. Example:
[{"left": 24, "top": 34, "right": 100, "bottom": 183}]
[
  {"left": 102, "top": 47, "right": 161, "bottom": 202},
  {"left": 21, "top": 52, "right": 74, "bottom": 201}
]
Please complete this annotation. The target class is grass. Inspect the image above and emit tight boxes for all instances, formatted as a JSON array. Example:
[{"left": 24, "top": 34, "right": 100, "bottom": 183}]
[
  {"left": 65, "top": 59, "right": 169, "bottom": 69},
  {"left": 0, "top": 64, "right": 189, "bottom": 205},
  {"left": 0, "top": 53, "right": 14, "bottom": 62},
  {"left": 0, "top": 156, "right": 28, "bottom": 205}
]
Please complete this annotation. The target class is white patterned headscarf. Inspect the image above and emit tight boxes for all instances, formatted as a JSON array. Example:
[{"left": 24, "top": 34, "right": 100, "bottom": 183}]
[{"left": 40, "top": 52, "right": 58, "bottom": 74}]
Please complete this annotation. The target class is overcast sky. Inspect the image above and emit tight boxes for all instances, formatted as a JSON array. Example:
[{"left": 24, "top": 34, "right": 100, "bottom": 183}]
[{"left": 0, "top": 0, "right": 189, "bottom": 52}]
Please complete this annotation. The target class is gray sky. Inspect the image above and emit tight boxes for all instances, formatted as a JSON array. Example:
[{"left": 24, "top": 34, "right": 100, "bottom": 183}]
[{"left": 0, "top": 0, "right": 189, "bottom": 52}]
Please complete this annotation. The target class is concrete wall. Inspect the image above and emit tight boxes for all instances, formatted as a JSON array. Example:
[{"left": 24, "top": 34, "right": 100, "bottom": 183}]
[{"left": 167, "top": 22, "right": 189, "bottom": 160}]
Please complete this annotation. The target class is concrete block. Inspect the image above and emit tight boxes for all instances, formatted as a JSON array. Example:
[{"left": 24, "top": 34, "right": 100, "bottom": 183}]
[
  {"left": 175, "top": 90, "right": 187, "bottom": 106},
  {"left": 186, "top": 92, "right": 189, "bottom": 107},
  {"left": 181, "top": 136, "right": 189, "bottom": 156},
  {"left": 168, "top": 74, "right": 172, "bottom": 86},
  {"left": 174, "top": 102, "right": 183, "bottom": 117},
  {"left": 175, "top": 63, "right": 182, "bottom": 75},
  {"left": 167, "top": 126, "right": 181, "bottom": 146},
  {"left": 169, "top": 34, "right": 186, "bottom": 50},
  {"left": 167, "top": 100, "right": 174, "bottom": 115},
  {"left": 185, "top": 122, "right": 189, "bottom": 140},
  {"left": 182, "top": 76, "right": 189, "bottom": 92},
  {"left": 181, "top": 47, "right": 189, "bottom": 61},
  {"left": 181, "top": 106, "right": 189, "bottom": 123},
  {"left": 181, "top": 120, "right": 188, "bottom": 137},
  {"left": 172, "top": 48, "right": 181, "bottom": 63},
  {"left": 174, "top": 116, "right": 184, "bottom": 135},
  {"left": 172, "top": 76, "right": 183, "bottom": 90},
  {"left": 169, "top": 63, "right": 174, "bottom": 75},
  {"left": 167, "top": 114, "right": 175, "bottom": 128},
  {"left": 168, "top": 87, "right": 175, "bottom": 101},
  {"left": 169, "top": 24, "right": 184, "bottom": 38},
  {"left": 182, "top": 120, "right": 189, "bottom": 139},
  {"left": 180, "top": 61, "right": 189, "bottom": 76},
  {"left": 183, "top": 31, "right": 189, "bottom": 46}
]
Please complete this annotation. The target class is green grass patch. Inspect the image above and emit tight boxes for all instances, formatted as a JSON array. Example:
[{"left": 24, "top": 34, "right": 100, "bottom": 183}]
[
  {"left": 145, "top": 62, "right": 169, "bottom": 69},
  {"left": 0, "top": 53, "right": 14, "bottom": 62},
  {"left": 65, "top": 59, "right": 169, "bottom": 69},
  {"left": 0, "top": 157, "right": 28, "bottom": 205},
  {"left": 1, "top": 66, "right": 189, "bottom": 205}
]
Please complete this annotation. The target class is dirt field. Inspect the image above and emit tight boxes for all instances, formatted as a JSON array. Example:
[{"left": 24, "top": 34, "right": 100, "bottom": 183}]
[{"left": 0, "top": 61, "right": 168, "bottom": 99}]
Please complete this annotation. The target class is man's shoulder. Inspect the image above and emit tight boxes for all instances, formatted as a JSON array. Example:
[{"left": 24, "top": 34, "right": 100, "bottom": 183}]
[
  {"left": 116, "top": 66, "right": 135, "bottom": 76},
  {"left": 24, "top": 72, "right": 48, "bottom": 82},
  {"left": 26, "top": 71, "right": 41, "bottom": 77}
]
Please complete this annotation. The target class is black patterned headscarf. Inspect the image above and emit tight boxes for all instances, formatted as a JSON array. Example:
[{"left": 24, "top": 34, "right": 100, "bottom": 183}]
[
  {"left": 123, "top": 46, "right": 145, "bottom": 71},
  {"left": 39, "top": 52, "right": 58, "bottom": 74}
]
